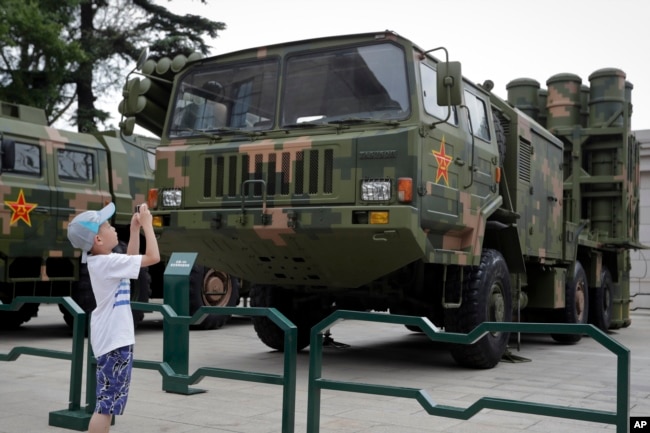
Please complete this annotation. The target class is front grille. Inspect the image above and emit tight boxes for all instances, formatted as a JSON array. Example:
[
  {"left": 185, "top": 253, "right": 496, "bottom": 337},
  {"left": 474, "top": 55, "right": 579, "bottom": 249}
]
[{"left": 203, "top": 148, "right": 334, "bottom": 199}]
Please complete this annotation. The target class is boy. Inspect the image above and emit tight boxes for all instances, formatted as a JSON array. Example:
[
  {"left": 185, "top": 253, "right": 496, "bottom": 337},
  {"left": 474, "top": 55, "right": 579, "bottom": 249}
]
[{"left": 67, "top": 202, "right": 160, "bottom": 433}]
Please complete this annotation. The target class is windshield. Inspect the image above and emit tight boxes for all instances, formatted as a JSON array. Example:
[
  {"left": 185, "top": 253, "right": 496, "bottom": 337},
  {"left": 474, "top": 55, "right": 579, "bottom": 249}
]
[
  {"left": 282, "top": 43, "right": 410, "bottom": 125},
  {"left": 169, "top": 59, "right": 279, "bottom": 137},
  {"left": 167, "top": 42, "right": 410, "bottom": 138}
]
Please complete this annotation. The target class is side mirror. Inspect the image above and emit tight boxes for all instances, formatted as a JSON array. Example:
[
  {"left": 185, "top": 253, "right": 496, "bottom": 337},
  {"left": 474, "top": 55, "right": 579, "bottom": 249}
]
[
  {"left": 0, "top": 137, "right": 15, "bottom": 172},
  {"left": 437, "top": 61, "right": 463, "bottom": 106}
]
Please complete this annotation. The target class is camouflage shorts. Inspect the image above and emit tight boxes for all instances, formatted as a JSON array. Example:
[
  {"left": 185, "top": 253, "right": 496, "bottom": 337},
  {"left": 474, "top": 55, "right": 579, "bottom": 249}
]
[{"left": 94, "top": 345, "right": 133, "bottom": 415}]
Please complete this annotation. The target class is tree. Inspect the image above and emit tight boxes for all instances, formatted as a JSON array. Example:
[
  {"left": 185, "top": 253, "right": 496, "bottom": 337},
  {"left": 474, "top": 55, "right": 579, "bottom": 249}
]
[
  {"left": 0, "top": 0, "right": 225, "bottom": 132},
  {"left": 0, "top": 0, "right": 84, "bottom": 123}
]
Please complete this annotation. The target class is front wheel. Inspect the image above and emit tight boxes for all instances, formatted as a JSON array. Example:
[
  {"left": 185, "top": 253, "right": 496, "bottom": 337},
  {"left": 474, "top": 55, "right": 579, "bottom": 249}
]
[
  {"left": 444, "top": 249, "right": 512, "bottom": 369},
  {"left": 189, "top": 265, "right": 240, "bottom": 330},
  {"left": 250, "top": 285, "right": 330, "bottom": 351}
]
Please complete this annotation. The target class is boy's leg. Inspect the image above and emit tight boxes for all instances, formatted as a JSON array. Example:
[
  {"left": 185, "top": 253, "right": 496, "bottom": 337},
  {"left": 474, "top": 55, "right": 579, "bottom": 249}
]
[
  {"left": 94, "top": 346, "right": 134, "bottom": 423},
  {"left": 88, "top": 413, "right": 112, "bottom": 433}
]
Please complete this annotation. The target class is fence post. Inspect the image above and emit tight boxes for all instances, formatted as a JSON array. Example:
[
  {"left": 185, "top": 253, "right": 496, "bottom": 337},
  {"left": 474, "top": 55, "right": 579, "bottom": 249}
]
[{"left": 162, "top": 252, "right": 205, "bottom": 394}]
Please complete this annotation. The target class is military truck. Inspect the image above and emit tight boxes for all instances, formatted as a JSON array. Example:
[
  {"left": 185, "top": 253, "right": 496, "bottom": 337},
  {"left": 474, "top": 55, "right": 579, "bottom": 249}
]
[
  {"left": 120, "top": 30, "right": 640, "bottom": 368},
  {"left": 0, "top": 100, "right": 238, "bottom": 330}
]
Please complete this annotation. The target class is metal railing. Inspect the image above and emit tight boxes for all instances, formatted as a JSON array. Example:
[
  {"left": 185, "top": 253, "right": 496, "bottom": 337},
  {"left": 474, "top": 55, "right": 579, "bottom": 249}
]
[
  {"left": 1, "top": 300, "right": 632, "bottom": 433},
  {"left": 125, "top": 302, "right": 298, "bottom": 433},
  {"left": 306, "top": 310, "right": 630, "bottom": 433},
  {"left": 0, "top": 296, "right": 90, "bottom": 430}
]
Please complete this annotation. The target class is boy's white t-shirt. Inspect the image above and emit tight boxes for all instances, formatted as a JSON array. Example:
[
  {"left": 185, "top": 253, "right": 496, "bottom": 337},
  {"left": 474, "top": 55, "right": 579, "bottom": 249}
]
[{"left": 86, "top": 253, "right": 142, "bottom": 357}]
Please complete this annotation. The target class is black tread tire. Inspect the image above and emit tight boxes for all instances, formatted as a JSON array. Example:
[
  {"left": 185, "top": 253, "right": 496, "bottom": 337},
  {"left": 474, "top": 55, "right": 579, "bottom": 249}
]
[
  {"left": 61, "top": 263, "right": 95, "bottom": 331},
  {"left": 552, "top": 261, "right": 589, "bottom": 343},
  {"left": 249, "top": 285, "right": 313, "bottom": 351},
  {"left": 444, "top": 249, "right": 512, "bottom": 369},
  {"left": 189, "top": 265, "right": 240, "bottom": 330},
  {"left": 131, "top": 267, "right": 152, "bottom": 327},
  {"left": 0, "top": 302, "right": 40, "bottom": 329},
  {"left": 589, "top": 267, "right": 613, "bottom": 332}
]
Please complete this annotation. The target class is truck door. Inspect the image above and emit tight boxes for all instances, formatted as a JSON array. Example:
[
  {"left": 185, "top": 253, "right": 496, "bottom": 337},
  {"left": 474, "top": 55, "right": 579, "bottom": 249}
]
[{"left": 418, "top": 62, "right": 468, "bottom": 236}]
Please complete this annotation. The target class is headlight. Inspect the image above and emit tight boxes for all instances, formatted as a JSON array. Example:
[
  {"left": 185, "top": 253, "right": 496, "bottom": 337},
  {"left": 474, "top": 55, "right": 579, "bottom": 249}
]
[
  {"left": 161, "top": 188, "right": 182, "bottom": 207},
  {"left": 361, "top": 179, "right": 391, "bottom": 201}
]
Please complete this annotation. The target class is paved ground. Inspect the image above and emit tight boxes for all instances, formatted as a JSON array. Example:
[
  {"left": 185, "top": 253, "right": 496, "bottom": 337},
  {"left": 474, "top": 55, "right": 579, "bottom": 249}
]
[{"left": 1, "top": 303, "right": 649, "bottom": 433}]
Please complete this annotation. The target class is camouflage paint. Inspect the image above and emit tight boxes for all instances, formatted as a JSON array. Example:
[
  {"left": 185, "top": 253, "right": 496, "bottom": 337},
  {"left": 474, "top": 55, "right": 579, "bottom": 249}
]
[
  {"left": 0, "top": 101, "right": 157, "bottom": 300},
  {"left": 126, "top": 31, "right": 639, "bottom": 326}
]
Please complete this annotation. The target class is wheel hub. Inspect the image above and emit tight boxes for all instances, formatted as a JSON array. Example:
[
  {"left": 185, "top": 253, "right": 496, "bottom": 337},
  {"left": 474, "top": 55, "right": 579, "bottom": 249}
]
[{"left": 202, "top": 269, "right": 231, "bottom": 306}]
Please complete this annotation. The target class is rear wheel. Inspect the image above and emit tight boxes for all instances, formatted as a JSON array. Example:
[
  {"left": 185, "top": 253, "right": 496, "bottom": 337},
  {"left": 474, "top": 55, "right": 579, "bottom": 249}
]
[
  {"left": 445, "top": 249, "right": 512, "bottom": 369},
  {"left": 589, "top": 267, "right": 612, "bottom": 332},
  {"left": 189, "top": 265, "right": 240, "bottom": 330},
  {"left": 552, "top": 261, "right": 588, "bottom": 343},
  {"left": 0, "top": 300, "right": 40, "bottom": 330}
]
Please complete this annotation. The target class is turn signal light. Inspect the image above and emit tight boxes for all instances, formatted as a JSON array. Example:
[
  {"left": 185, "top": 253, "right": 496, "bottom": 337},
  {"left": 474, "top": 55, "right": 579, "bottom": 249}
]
[
  {"left": 369, "top": 211, "right": 389, "bottom": 224},
  {"left": 397, "top": 177, "right": 413, "bottom": 203},
  {"left": 147, "top": 189, "right": 158, "bottom": 209}
]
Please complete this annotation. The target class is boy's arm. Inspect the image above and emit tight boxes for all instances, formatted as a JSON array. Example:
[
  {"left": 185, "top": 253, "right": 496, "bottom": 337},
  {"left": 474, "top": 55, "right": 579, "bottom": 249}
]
[
  {"left": 140, "top": 223, "right": 160, "bottom": 267},
  {"left": 137, "top": 204, "right": 160, "bottom": 267},
  {"left": 127, "top": 212, "right": 140, "bottom": 256}
]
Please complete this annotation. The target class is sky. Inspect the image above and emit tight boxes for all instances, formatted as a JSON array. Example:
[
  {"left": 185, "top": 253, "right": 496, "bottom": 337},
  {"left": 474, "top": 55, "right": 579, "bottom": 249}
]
[{"left": 107, "top": 0, "right": 650, "bottom": 132}]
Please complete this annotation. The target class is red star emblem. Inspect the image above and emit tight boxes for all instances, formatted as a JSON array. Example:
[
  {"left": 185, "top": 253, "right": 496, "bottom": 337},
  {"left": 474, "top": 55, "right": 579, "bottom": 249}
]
[
  {"left": 432, "top": 137, "right": 452, "bottom": 186},
  {"left": 5, "top": 189, "right": 38, "bottom": 226}
]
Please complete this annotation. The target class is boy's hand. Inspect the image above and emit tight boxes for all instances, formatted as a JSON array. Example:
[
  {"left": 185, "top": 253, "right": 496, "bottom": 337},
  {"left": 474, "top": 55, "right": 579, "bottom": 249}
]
[
  {"left": 136, "top": 203, "right": 153, "bottom": 228},
  {"left": 130, "top": 208, "right": 142, "bottom": 229}
]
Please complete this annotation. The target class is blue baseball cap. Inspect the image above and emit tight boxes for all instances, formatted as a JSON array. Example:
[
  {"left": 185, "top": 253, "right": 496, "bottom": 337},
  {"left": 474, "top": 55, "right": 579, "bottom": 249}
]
[{"left": 67, "top": 202, "right": 115, "bottom": 262}]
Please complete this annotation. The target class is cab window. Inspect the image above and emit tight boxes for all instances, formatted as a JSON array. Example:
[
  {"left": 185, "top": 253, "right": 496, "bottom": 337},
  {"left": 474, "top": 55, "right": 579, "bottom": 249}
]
[
  {"left": 12, "top": 142, "right": 41, "bottom": 176},
  {"left": 420, "top": 63, "right": 457, "bottom": 124},
  {"left": 464, "top": 90, "right": 491, "bottom": 141},
  {"left": 57, "top": 149, "right": 94, "bottom": 181}
]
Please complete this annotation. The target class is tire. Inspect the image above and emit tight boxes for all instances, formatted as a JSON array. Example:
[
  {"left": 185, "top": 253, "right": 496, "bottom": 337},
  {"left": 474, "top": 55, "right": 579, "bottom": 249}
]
[
  {"left": 589, "top": 267, "right": 612, "bottom": 332},
  {"left": 444, "top": 249, "right": 512, "bottom": 369},
  {"left": 552, "top": 261, "right": 588, "bottom": 343},
  {"left": 0, "top": 302, "right": 40, "bottom": 329},
  {"left": 131, "top": 267, "right": 152, "bottom": 327},
  {"left": 61, "top": 263, "right": 94, "bottom": 331},
  {"left": 249, "top": 285, "right": 322, "bottom": 351},
  {"left": 189, "top": 265, "right": 240, "bottom": 330}
]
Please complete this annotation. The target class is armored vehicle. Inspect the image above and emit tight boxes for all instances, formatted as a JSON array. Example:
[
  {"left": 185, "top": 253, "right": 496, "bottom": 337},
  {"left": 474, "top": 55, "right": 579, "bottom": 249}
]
[
  {"left": 120, "top": 31, "right": 640, "bottom": 368},
  {"left": 0, "top": 100, "right": 238, "bottom": 329}
]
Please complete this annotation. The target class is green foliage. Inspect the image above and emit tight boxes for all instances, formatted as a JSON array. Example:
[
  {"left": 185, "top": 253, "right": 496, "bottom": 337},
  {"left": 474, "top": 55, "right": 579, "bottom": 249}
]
[
  {"left": 0, "top": 0, "right": 225, "bottom": 131},
  {"left": 0, "top": 0, "right": 85, "bottom": 117}
]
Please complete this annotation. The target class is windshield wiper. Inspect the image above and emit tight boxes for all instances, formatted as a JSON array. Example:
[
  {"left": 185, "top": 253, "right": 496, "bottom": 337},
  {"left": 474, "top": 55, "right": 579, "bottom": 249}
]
[
  {"left": 327, "top": 117, "right": 400, "bottom": 127},
  {"left": 171, "top": 127, "right": 266, "bottom": 141},
  {"left": 281, "top": 121, "right": 334, "bottom": 129}
]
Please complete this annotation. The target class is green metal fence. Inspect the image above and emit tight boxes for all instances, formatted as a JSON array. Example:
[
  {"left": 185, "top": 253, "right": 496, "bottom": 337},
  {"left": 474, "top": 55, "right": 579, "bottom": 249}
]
[
  {"left": 306, "top": 310, "right": 630, "bottom": 433},
  {"left": 0, "top": 296, "right": 90, "bottom": 430},
  {"left": 123, "top": 302, "right": 299, "bottom": 433},
  {"left": 1, "top": 299, "right": 631, "bottom": 433}
]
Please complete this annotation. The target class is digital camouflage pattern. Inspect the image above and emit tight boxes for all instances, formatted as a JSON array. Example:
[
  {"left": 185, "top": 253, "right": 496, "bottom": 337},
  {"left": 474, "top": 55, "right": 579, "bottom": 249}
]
[
  {"left": 121, "top": 31, "right": 640, "bottom": 359},
  {"left": 0, "top": 100, "right": 156, "bottom": 303}
]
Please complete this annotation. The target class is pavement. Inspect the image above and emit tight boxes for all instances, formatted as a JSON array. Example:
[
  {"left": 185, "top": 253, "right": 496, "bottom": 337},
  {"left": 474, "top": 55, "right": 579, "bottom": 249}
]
[{"left": 1, "top": 303, "right": 649, "bottom": 433}]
